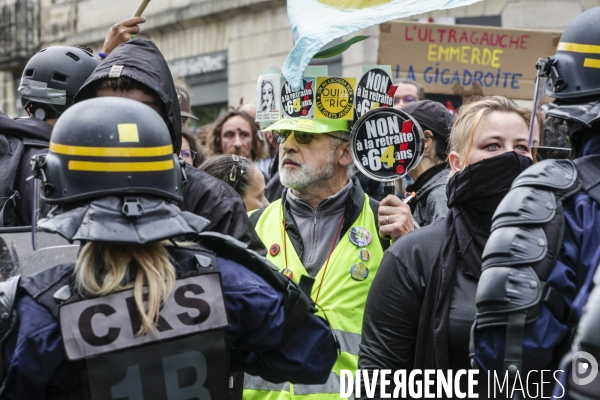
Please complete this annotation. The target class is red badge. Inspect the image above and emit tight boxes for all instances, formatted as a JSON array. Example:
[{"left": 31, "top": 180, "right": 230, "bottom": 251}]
[{"left": 270, "top": 244, "right": 280, "bottom": 256}]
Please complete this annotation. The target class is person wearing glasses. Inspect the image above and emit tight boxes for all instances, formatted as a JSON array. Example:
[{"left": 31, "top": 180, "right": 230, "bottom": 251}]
[
  {"left": 180, "top": 129, "right": 205, "bottom": 167},
  {"left": 200, "top": 154, "right": 269, "bottom": 212},
  {"left": 243, "top": 118, "right": 412, "bottom": 400},
  {"left": 392, "top": 78, "right": 425, "bottom": 109}
]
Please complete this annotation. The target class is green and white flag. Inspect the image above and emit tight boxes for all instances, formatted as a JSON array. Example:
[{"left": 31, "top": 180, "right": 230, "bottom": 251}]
[{"left": 284, "top": 0, "right": 483, "bottom": 89}]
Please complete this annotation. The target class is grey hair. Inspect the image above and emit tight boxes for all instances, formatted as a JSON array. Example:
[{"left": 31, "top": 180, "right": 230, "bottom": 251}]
[{"left": 328, "top": 133, "right": 354, "bottom": 179}]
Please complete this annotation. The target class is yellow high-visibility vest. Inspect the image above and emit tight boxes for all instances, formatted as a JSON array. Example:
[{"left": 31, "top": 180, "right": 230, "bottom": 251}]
[{"left": 244, "top": 194, "right": 384, "bottom": 400}]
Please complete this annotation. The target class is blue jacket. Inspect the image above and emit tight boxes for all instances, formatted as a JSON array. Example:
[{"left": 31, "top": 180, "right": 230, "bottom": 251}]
[
  {"left": 1, "top": 257, "right": 337, "bottom": 399},
  {"left": 475, "top": 136, "right": 600, "bottom": 374}
]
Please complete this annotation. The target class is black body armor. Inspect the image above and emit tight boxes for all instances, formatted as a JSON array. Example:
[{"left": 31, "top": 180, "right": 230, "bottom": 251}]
[{"left": 472, "top": 156, "right": 600, "bottom": 377}]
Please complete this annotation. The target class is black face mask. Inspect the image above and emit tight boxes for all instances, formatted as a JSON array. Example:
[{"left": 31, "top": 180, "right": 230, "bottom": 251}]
[{"left": 447, "top": 151, "right": 534, "bottom": 215}]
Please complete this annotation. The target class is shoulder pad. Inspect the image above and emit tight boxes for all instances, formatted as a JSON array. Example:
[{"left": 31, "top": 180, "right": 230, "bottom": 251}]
[
  {"left": 20, "top": 263, "right": 74, "bottom": 318},
  {"left": 0, "top": 276, "right": 20, "bottom": 343},
  {"left": 198, "top": 232, "right": 279, "bottom": 270},
  {"left": 475, "top": 266, "right": 542, "bottom": 329},
  {"left": 482, "top": 226, "right": 548, "bottom": 269},
  {"left": 198, "top": 231, "right": 316, "bottom": 344},
  {"left": 492, "top": 187, "right": 556, "bottom": 229},
  {"left": 512, "top": 159, "right": 577, "bottom": 191},
  {"left": 167, "top": 245, "right": 217, "bottom": 277}
]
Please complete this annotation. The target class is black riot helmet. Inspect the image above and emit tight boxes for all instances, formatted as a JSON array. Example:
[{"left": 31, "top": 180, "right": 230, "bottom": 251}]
[
  {"left": 35, "top": 97, "right": 185, "bottom": 204},
  {"left": 19, "top": 46, "right": 99, "bottom": 119},
  {"left": 545, "top": 7, "right": 600, "bottom": 99}
]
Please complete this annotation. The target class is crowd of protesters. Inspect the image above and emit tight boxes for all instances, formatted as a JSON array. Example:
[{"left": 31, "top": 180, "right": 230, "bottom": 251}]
[{"left": 1, "top": 6, "right": 600, "bottom": 400}]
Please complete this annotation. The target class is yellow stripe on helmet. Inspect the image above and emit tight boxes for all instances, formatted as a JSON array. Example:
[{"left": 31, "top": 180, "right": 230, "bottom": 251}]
[
  {"left": 50, "top": 142, "right": 173, "bottom": 157},
  {"left": 68, "top": 160, "right": 175, "bottom": 172},
  {"left": 557, "top": 42, "right": 600, "bottom": 55},
  {"left": 584, "top": 58, "right": 600, "bottom": 69}
]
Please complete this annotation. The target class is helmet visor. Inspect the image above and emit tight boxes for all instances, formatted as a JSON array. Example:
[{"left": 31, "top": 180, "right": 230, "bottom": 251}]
[{"left": 529, "top": 60, "right": 572, "bottom": 157}]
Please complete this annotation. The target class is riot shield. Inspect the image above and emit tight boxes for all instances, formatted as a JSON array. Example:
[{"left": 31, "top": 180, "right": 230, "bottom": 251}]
[{"left": 0, "top": 226, "right": 79, "bottom": 278}]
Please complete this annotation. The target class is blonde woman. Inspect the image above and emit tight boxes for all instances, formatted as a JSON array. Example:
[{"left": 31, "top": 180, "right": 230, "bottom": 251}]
[
  {"left": 358, "top": 96, "right": 539, "bottom": 396},
  {"left": 0, "top": 97, "right": 336, "bottom": 399}
]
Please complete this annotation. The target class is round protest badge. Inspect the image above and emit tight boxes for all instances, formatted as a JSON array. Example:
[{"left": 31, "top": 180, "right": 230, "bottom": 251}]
[
  {"left": 281, "top": 268, "right": 294, "bottom": 280},
  {"left": 269, "top": 244, "right": 280, "bottom": 257},
  {"left": 358, "top": 248, "right": 370, "bottom": 261},
  {"left": 349, "top": 226, "right": 372, "bottom": 247},
  {"left": 280, "top": 78, "right": 315, "bottom": 118},
  {"left": 354, "top": 68, "right": 395, "bottom": 121},
  {"left": 350, "top": 263, "right": 369, "bottom": 281},
  {"left": 315, "top": 77, "right": 356, "bottom": 120},
  {"left": 351, "top": 107, "right": 424, "bottom": 182}
]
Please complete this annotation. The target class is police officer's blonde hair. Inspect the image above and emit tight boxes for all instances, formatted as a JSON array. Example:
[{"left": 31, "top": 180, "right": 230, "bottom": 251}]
[
  {"left": 448, "top": 96, "right": 534, "bottom": 171},
  {"left": 74, "top": 242, "right": 176, "bottom": 336}
]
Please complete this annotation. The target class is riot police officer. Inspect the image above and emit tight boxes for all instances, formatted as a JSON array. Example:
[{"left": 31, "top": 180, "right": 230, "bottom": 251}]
[
  {"left": 472, "top": 7, "right": 600, "bottom": 398},
  {"left": 0, "top": 46, "right": 99, "bottom": 226},
  {"left": 0, "top": 97, "right": 337, "bottom": 400}
]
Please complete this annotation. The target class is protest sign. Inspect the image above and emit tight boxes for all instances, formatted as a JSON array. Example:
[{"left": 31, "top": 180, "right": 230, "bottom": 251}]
[
  {"left": 351, "top": 108, "right": 424, "bottom": 182},
  {"left": 256, "top": 74, "right": 281, "bottom": 122},
  {"left": 378, "top": 21, "right": 561, "bottom": 100},
  {"left": 280, "top": 78, "right": 315, "bottom": 118},
  {"left": 354, "top": 68, "right": 395, "bottom": 121},
  {"left": 315, "top": 77, "right": 357, "bottom": 120}
]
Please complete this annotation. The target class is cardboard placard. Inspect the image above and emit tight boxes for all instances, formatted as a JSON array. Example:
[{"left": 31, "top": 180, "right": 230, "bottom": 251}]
[
  {"left": 354, "top": 68, "right": 395, "bottom": 121},
  {"left": 314, "top": 77, "right": 357, "bottom": 120},
  {"left": 378, "top": 21, "right": 561, "bottom": 100},
  {"left": 351, "top": 108, "right": 424, "bottom": 182}
]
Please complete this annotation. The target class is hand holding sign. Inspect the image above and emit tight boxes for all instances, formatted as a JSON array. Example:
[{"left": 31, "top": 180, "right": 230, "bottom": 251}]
[
  {"left": 351, "top": 107, "right": 424, "bottom": 181},
  {"left": 101, "top": 0, "right": 152, "bottom": 56},
  {"left": 378, "top": 195, "right": 414, "bottom": 243},
  {"left": 351, "top": 107, "right": 424, "bottom": 241},
  {"left": 101, "top": 16, "right": 146, "bottom": 56}
]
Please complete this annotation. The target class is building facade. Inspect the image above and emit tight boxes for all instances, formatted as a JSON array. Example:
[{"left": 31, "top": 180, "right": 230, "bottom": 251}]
[{"left": 1, "top": 0, "right": 598, "bottom": 120}]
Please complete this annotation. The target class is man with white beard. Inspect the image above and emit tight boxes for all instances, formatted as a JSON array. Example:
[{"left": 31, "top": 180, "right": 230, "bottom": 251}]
[{"left": 243, "top": 117, "right": 413, "bottom": 400}]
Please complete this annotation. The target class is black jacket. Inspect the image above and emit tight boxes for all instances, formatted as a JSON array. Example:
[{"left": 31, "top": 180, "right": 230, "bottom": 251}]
[
  {"left": 406, "top": 164, "right": 450, "bottom": 227},
  {"left": 75, "top": 39, "right": 266, "bottom": 254},
  {"left": 0, "top": 112, "right": 52, "bottom": 226},
  {"left": 358, "top": 218, "right": 480, "bottom": 398},
  {"left": 75, "top": 39, "right": 182, "bottom": 154}
]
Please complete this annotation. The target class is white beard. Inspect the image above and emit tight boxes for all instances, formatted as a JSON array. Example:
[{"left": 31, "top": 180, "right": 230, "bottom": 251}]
[{"left": 279, "top": 151, "right": 336, "bottom": 194}]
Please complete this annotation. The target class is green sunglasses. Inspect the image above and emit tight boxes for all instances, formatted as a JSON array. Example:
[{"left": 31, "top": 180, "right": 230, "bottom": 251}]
[{"left": 272, "top": 130, "right": 348, "bottom": 145}]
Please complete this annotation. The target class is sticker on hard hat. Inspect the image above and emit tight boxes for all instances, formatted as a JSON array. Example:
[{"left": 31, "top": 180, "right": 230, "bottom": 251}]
[
  {"left": 281, "top": 78, "right": 315, "bottom": 118},
  {"left": 256, "top": 74, "right": 281, "bottom": 122},
  {"left": 354, "top": 68, "right": 395, "bottom": 121},
  {"left": 314, "top": 77, "right": 356, "bottom": 120},
  {"left": 351, "top": 107, "right": 424, "bottom": 181}
]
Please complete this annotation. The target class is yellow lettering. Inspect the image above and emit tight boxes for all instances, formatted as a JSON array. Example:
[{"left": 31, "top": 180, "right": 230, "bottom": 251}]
[
  {"left": 470, "top": 47, "right": 481, "bottom": 65},
  {"left": 428, "top": 44, "right": 438, "bottom": 61},
  {"left": 491, "top": 49, "right": 503, "bottom": 68},
  {"left": 482, "top": 48, "right": 493, "bottom": 66},
  {"left": 380, "top": 145, "right": 395, "bottom": 168},
  {"left": 448, "top": 46, "right": 460, "bottom": 62},
  {"left": 460, "top": 46, "right": 470, "bottom": 64},
  {"left": 438, "top": 45, "right": 447, "bottom": 61}
]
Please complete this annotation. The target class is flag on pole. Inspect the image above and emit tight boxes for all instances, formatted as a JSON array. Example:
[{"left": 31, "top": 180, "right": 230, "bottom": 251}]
[{"left": 284, "top": 0, "right": 484, "bottom": 89}]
